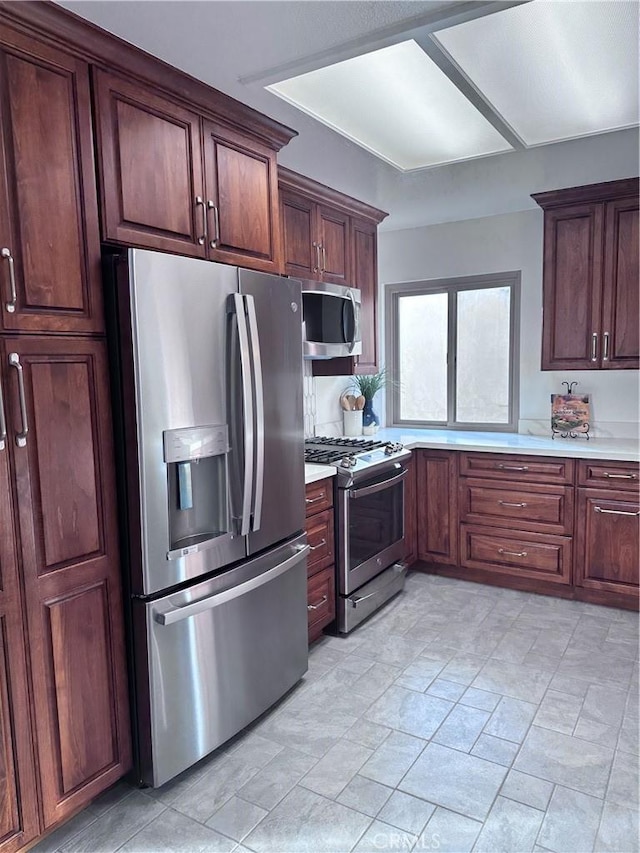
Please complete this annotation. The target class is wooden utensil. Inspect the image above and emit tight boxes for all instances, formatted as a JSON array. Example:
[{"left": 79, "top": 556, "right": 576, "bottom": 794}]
[
  {"left": 340, "top": 394, "right": 351, "bottom": 411},
  {"left": 355, "top": 395, "right": 365, "bottom": 410},
  {"left": 345, "top": 394, "right": 357, "bottom": 411}
]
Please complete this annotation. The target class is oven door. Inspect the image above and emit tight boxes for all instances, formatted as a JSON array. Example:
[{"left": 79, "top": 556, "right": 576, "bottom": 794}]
[{"left": 338, "top": 462, "right": 407, "bottom": 595}]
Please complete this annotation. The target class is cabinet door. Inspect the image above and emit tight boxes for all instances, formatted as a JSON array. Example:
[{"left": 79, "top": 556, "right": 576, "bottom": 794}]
[
  {"left": 318, "top": 205, "right": 350, "bottom": 285},
  {"left": 352, "top": 218, "right": 378, "bottom": 374},
  {"left": 575, "top": 488, "right": 639, "bottom": 598},
  {"left": 0, "top": 437, "right": 39, "bottom": 851},
  {"left": 417, "top": 450, "right": 458, "bottom": 565},
  {"left": 0, "top": 26, "right": 103, "bottom": 334},
  {"left": 203, "top": 121, "right": 281, "bottom": 273},
  {"left": 280, "top": 189, "right": 318, "bottom": 279},
  {"left": 541, "top": 203, "right": 604, "bottom": 369},
  {"left": 93, "top": 69, "right": 205, "bottom": 258},
  {"left": 3, "top": 337, "right": 131, "bottom": 828},
  {"left": 404, "top": 453, "right": 417, "bottom": 566},
  {"left": 602, "top": 197, "right": 639, "bottom": 369}
]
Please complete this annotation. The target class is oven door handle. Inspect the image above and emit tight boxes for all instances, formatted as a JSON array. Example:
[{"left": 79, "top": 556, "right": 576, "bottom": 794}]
[{"left": 349, "top": 466, "right": 407, "bottom": 499}]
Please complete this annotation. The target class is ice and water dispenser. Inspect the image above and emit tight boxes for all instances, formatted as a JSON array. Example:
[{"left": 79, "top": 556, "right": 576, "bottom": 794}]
[{"left": 163, "top": 425, "right": 230, "bottom": 559}]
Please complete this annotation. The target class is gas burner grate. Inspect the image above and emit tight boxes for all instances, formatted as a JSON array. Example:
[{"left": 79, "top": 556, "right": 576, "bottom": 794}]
[
  {"left": 305, "top": 436, "right": 387, "bottom": 451},
  {"left": 304, "top": 448, "right": 355, "bottom": 465}
]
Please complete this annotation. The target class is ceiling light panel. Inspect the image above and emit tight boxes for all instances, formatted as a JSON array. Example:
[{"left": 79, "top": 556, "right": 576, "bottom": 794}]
[
  {"left": 267, "top": 40, "right": 512, "bottom": 171},
  {"left": 432, "top": 0, "right": 639, "bottom": 146}
]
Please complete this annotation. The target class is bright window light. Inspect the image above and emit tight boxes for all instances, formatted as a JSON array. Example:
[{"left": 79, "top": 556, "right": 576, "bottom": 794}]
[
  {"left": 267, "top": 40, "right": 513, "bottom": 171},
  {"left": 433, "top": 0, "right": 639, "bottom": 146}
]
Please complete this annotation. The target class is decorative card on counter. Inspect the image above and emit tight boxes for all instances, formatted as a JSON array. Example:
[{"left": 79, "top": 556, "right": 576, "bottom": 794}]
[{"left": 551, "top": 393, "right": 591, "bottom": 439}]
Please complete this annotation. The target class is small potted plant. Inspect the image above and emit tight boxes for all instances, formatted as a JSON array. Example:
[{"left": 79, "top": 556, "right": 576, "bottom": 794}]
[{"left": 352, "top": 368, "right": 388, "bottom": 433}]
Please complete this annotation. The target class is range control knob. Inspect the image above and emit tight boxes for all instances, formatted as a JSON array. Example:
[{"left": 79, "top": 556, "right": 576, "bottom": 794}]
[
  {"left": 340, "top": 455, "right": 356, "bottom": 468},
  {"left": 384, "top": 441, "right": 404, "bottom": 455}
]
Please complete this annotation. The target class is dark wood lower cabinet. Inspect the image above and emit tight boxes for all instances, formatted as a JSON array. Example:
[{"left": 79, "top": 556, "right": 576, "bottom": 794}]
[
  {"left": 575, "top": 488, "right": 640, "bottom": 602},
  {"left": 417, "top": 450, "right": 458, "bottom": 565},
  {"left": 415, "top": 449, "right": 639, "bottom": 610},
  {"left": 0, "top": 336, "right": 131, "bottom": 840},
  {"left": 0, "top": 451, "right": 39, "bottom": 852},
  {"left": 305, "top": 478, "right": 336, "bottom": 643},
  {"left": 404, "top": 454, "right": 417, "bottom": 566}
]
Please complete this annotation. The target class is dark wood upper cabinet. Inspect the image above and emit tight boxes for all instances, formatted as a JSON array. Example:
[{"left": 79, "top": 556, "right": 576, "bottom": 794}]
[
  {"left": 202, "top": 120, "right": 282, "bottom": 273},
  {"left": 602, "top": 196, "right": 639, "bottom": 368},
  {"left": 0, "top": 24, "right": 103, "bottom": 334},
  {"left": 93, "top": 71, "right": 286, "bottom": 272},
  {"left": 533, "top": 178, "right": 639, "bottom": 370},
  {"left": 3, "top": 336, "right": 131, "bottom": 829},
  {"left": 279, "top": 168, "right": 387, "bottom": 377},
  {"left": 92, "top": 69, "right": 206, "bottom": 258},
  {"left": 351, "top": 218, "right": 378, "bottom": 373},
  {"left": 317, "top": 205, "right": 350, "bottom": 285},
  {"left": 281, "top": 189, "right": 317, "bottom": 278}
]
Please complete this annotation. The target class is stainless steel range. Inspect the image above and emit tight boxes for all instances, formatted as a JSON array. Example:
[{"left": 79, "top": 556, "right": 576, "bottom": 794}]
[{"left": 304, "top": 437, "right": 411, "bottom": 632}]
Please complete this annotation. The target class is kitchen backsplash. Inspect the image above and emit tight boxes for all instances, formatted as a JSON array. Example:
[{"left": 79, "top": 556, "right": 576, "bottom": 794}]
[{"left": 304, "top": 368, "right": 639, "bottom": 440}]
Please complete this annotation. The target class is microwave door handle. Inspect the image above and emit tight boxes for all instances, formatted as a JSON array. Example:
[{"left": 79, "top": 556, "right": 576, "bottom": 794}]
[
  {"left": 245, "top": 294, "right": 264, "bottom": 532},
  {"left": 347, "top": 289, "right": 359, "bottom": 354},
  {"left": 230, "top": 293, "right": 254, "bottom": 536}
]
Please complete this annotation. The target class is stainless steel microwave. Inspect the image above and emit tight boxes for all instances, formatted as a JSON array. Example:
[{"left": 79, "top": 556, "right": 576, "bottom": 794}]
[{"left": 301, "top": 281, "right": 362, "bottom": 359}]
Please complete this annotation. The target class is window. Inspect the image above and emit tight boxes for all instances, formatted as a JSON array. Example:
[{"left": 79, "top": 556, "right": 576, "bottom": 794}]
[{"left": 385, "top": 272, "right": 520, "bottom": 430}]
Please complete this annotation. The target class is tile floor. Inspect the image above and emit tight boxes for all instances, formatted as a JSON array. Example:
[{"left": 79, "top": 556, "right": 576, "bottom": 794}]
[{"left": 34, "top": 573, "right": 639, "bottom": 853}]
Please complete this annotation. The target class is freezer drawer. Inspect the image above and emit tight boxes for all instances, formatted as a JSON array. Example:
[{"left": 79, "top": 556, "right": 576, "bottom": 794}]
[{"left": 135, "top": 535, "right": 309, "bottom": 787}]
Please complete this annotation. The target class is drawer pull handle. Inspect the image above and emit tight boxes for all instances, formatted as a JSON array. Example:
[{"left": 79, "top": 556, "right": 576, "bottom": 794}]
[
  {"left": 603, "top": 472, "right": 637, "bottom": 480},
  {"left": 498, "top": 500, "right": 528, "bottom": 508},
  {"left": 308, "top": 595, "right": 328, "bottom": 611},
  {"left": 498, "top": 548, "right": 528, "bottom": 558},
  {"left": 496, "top": 464, "right": 529, "bottom": 472},
  {"left": 305, "top": 494, "right": 325, "bottom": 504},
  {"left": 309, "top": 539, "right": 326, "bottom": 551},
  {"left": 594, "top": 506, "right": 640, "bottom": 517}
]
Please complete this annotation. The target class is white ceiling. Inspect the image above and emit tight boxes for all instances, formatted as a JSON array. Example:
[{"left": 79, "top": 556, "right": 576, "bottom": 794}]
[{"left": 58, "top": 0, "right": 639, "bottom": 231}]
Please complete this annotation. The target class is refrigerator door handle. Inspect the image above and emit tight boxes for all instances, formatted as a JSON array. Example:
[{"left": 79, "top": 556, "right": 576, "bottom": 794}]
[
  {"left": 231, "top": 293, "right": 254, "bottom": 536},
  {"left": 245, "top": 295, "right": 264, "bottom": 532},
  {"left": 153, "top": 544, "right": 310, "bottom": 625}
]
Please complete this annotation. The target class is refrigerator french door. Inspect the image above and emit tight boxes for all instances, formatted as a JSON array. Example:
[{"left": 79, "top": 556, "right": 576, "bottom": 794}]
[{"left": 105, "top": 248, "right": 308, "bottom": 787}]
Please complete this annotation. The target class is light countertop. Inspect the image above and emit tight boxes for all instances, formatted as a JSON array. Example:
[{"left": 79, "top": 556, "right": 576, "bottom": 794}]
[
  {"left": 373, "top": 427, "right": 639, "bottom": 462},
  {"left": 304, "top": 463, "right": 336, "bottom": 485},
  {"left": 304, "top": 429, "right": 638, "bottom": 484}
]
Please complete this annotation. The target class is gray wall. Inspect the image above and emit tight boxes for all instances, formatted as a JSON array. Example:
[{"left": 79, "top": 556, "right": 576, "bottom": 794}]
[{"left": 378, "top": 207, "right": 639, "bottom": 437}]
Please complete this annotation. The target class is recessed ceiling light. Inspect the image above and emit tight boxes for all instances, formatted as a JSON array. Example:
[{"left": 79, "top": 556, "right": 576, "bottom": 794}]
[
  {"left": 267, "top": 40, "right": 513, "bottom": 171},
  {"left": 432, "top": 0, "right": 639, "bottom": 146}
]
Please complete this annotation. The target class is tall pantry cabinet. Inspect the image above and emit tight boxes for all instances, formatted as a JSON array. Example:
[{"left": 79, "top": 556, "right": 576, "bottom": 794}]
[{"left": 0, "top": 19, "right": 130, "bottom": 849}]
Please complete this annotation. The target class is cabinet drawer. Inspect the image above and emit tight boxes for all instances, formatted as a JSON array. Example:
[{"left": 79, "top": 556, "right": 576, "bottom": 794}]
[
  {"left": 459, "top": 480, "right": 573, "bottom": 535},
  {"left": 305, "top": 509, "right": 335, "bottom": 575},
  {"left": 307, "top": 565, "right": 335, "bottom": 639},
  {"left": 305, "top": 478, "right": 333, "bottom": 516},
  {"left": 460, "top": 525, "right": 572, "bottom": 584},
  {"left": 577, "top": 460, "right": 639, "bottom": 491},
  {"left": 459, "top": 453, "right": 574, "bottom": 485}
]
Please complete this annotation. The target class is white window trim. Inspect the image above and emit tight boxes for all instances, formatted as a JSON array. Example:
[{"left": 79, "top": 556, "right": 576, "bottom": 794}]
[{"left": 385, "top": 271, "right": 521, "bottom": 432}]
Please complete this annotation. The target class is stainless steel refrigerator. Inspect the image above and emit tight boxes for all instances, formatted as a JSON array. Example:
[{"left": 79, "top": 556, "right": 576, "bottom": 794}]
[{"left": 104, "top": 248, "right": 309, "bottom": 787}]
